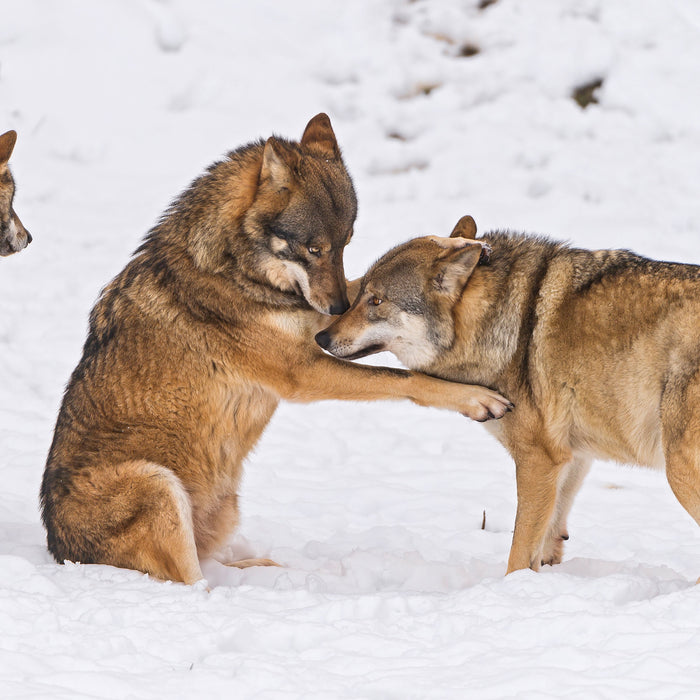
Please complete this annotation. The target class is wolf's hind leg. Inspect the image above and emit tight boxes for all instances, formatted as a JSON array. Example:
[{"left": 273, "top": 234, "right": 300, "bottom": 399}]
[
  {"left": 111, "top": 461, "right": 204, "bottom": 584},
  {"left": 665, "top": 445, "right": 700, "bottom": 586},
  {"left": 663, "top": 430, "right": 700, "bottom": 527},
  {"left": 662, "top": 374, "right": 700, "bottom": 582},
  {"left": 59, "top": 460, "right": 204, "bottom": 584},
  {"left": 662, "top": 372, "right": 700, "bottom": 525}
]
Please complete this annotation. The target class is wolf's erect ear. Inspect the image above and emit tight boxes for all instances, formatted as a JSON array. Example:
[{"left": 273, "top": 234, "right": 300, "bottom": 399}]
[
  {"left": 260, "top": 137, "right": 299, "bottom": 190},
  {"left": 449, "top": 215, "right": 477, "bottom": 240},
  {"left": 0, "top": 130, "right": 17, "bottom": 167},
  {"left": 432, "top": 244, "right": 482, "bottom": 299},
  {"left": 300, "top": 113, "right": 340, "bottom": 159}
]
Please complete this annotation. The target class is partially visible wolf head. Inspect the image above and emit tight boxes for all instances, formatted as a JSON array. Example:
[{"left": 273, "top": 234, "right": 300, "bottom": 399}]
[
  {"left": 0, "top": 130, "right": 32, "bottom": 257},
  {"left": 316, "top": 215, "right": 488, "bottom": 365},
  {"left": 155, "top": 113, "right": 357, "bottom": 316}
]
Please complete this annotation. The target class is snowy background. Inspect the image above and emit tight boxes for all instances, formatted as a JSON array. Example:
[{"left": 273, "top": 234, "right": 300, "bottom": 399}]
[{"left": 2, "top": 0, "right": 700, "bottom": 697}]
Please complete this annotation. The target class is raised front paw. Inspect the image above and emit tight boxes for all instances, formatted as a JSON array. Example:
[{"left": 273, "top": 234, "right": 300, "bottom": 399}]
[{"left": 461, "top": 386, "right": 514, "bottom": 422}]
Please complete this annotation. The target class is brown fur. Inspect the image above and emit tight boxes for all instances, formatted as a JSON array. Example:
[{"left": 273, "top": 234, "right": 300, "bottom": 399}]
[
  {"left": 318, "top": 215, "right": 700, "bottom": 576},
  {"left": 0, "top": 130, "right": 31, "bottom": 256},
  {"left": 40, "top": 121, "right": 511, "bottom": 584}
]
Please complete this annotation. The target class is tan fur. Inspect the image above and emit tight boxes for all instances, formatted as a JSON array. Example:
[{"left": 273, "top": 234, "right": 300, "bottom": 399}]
[
  {"left": 319, "top": 220, "right": 700, "bottom": 577},
  {"left": 0, "top": 130, "right": 31, "bottom": 256},
  {"left": 40, "top": 123, "right": 511, "bottom": 585}
]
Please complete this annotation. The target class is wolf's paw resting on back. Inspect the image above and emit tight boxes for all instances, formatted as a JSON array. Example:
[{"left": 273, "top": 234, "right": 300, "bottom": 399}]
[{"left": 459, "top": 385, "right": 513, "bottom": 422}]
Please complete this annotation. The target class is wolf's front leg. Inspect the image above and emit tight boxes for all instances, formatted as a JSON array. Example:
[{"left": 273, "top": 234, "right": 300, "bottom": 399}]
[
  {"left": 506, "top": 441, "right": 572, "bottom": 573},
  {"left": 409, "top": 372, "right": 513, "bottom": 422},
  {"left": 274, "top": 353, "right": 512, "bottom": 422},
  {"left": 540, "top": 456, "right": 591, "bottom": 566}
]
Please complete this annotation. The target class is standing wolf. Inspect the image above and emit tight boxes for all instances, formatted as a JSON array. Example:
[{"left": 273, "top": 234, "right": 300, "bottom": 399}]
[
  {"left": 318, "top": 215, "right": 700, "bottom": 576},
  {"left": 0, "top": 130, "right": 31, "bottom": 256},
  {"left": 40, "top": 118, "right": 511, "bottom": 584}
]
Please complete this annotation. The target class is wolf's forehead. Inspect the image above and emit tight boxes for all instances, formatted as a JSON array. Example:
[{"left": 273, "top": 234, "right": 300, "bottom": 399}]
[
  {"left": 313, "top": 184, "right": 355, "bottom": 221},
  {"left": 372, "top": 245, "right": 427, "bottom": 280},
  {"left": 285, "top": 184, "right": 356, "bottom": 237},
  {"left": 369, "top": 257, "right": 426, "bottom": 298},
  {"left": 304, "top": 161, "right": 356, "bottom": 214},
  {"left": 283, "top": 196, "right": 350, "bottom": 234}
]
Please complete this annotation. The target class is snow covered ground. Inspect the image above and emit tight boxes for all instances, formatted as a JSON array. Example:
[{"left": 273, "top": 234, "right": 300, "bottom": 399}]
[{"left": 2, "top": 0, "right": 700, "bottom": 697}]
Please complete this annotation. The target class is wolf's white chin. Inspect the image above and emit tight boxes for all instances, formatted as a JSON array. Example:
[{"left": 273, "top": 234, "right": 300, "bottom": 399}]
[
  {"left": 391, "top": 345, "right": 437, "bottom": 371},
  {"left": 388, "top": 315, "right": 439, "bottom": 370}
]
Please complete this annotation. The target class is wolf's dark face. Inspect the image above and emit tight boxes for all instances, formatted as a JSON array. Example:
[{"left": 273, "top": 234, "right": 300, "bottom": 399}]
[
  {"left": 0, "top": 130, "right": 31, "bottom": 257},
  {"left": 316, "top": 235, "right": 486, "bottom": 368},
  {"left": 247, "top": 114, "right": 357, "bottom": 315}
]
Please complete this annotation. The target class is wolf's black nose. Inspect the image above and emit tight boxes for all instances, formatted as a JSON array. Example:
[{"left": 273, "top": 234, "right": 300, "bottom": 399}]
[
  {"left": 315, "top": 329, "right": 331, "bottom": 349},
  {"left": 329, "top": 300, "right": 349, "bottom": 315},
  {"left": 26, "top": 231, "right": 32, "bottom": 245}
]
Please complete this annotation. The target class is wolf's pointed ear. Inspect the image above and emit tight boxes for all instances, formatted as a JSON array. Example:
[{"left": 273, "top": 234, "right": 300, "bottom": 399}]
[
  {"left": 450, "top": 215, "right": 477, "bottom": 240},
  {"left": 432, "top": 244, "right": 482, "bottom": 299},
  {"left": 0, "top": 130, "right": 17, "bottom": 167},
  {"left": 300, "top": 113, "right": 340, "bottom": 159},
  {"left": 260, "top": 137, "right": 298, "bottom": 189}
]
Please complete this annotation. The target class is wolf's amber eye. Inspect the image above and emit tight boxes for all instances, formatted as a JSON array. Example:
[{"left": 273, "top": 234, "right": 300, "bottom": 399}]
[
  {"left": 369, "top": 296, "right": 382, "bottom": 306},
  {"left": 307, "top": 246, "right": 321, "bottom": 257}
]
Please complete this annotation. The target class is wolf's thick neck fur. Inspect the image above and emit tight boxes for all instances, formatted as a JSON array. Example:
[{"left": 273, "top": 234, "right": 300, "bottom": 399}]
[
  {"left": 131, "top": 140, "right": 309, "bottom": 317},
  {"left": 435, "top": 230, "right": 700, "bottom": 398}
]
